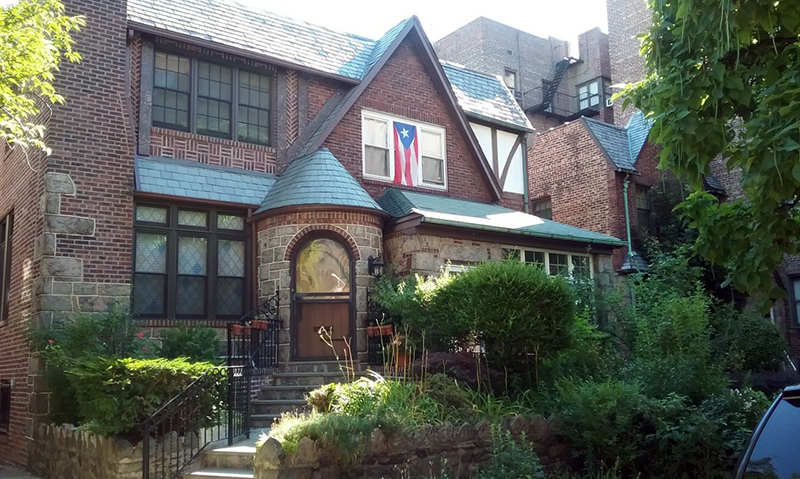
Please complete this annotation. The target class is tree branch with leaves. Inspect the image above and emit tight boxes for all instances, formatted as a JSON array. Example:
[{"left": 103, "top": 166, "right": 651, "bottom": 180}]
[
  {"left": 0, "top": 0, "right": 84, "bottom": 155},
  {"left": 623, "top": 0, "right": 800, "bottom": 308}
]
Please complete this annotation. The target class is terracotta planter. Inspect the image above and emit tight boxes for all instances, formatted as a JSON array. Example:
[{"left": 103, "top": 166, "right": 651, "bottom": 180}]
[
  {"left": 395, "top": 351, "right": 411, "bottom": 366},
  {"left": 251, "top": 319, "right": 268, "bottom": 330},
  {"left": 366, "top": 324, "right": 393, "bottom": 337},
  {"left": 231, "top": 324, "right": 244, "bottom": 336},
  {"left": 241, "top": 326, "right": 252, "bottom": 336}
]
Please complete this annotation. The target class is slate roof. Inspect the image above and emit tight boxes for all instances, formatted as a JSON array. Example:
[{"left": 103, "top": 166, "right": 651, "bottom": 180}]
[
  {"left": 256, "top": 148, "right": 383, "bottom": 214},
  {"left": 135, "top": 156, "right": 276, "bottom": 205},
  {"left": 442, "top": 62, "right": 533, "bottom": 132},
  {"left": 127, "top": 0, "right": 375, "bottom": 80},
  {"left": 583, "top": 118, "right": 637, "bottom": 172},
  {"left": 625, "top": 111, "right": 652, "bottom": 163},
  {"left": 378, "top": 189, "right": 624, "bottom": 247}
]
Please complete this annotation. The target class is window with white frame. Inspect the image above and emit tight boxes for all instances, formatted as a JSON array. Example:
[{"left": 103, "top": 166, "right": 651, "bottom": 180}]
[
  {"left": 577, "top": 80, "right": 600, "bottom": 110},
  {"left": 361, "top": 111, "right": 446, "bottom": 189},
  {"left": 520, "top": 248, "right": 592, "bottom": 278}
]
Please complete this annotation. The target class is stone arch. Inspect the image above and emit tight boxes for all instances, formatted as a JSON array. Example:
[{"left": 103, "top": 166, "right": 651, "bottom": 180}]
[{"left": 283, "top": 225, "right": 361, "bottom": 261}]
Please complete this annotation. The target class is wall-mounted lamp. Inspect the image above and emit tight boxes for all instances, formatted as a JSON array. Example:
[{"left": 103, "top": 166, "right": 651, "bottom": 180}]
[{"left": 368, "top": 255, "right": 385, "bottom": 278}]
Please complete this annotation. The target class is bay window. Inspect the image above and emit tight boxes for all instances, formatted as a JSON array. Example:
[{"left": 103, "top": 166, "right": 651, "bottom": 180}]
[{"left": 133, "top": 204, "right": 249, "bottom": 320}]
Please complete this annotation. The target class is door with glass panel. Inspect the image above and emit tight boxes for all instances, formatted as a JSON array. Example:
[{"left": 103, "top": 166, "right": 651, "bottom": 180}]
[{"left": 291, "top": 236, "right": 353, "bottom": 360}]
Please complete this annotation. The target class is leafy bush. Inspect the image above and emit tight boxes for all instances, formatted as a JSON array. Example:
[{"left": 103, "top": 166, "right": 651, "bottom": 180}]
[
  {"left": 555, "top": 377, "right": 769, "bottom": 478},
  {"left": 420, "top": 373, "right": 473, "bottom": 414},
  {"left": 159, "top": 323, "right": 222, "bottom": 363},
  {"left": 711, "top": 305, "right": 787, "bottom": 372},
  {"left": 431, "top": 261, "right": 576, "bottom": 384},
  {"left": 67, "top": 356, "right": 217, "bottom": 435},
  {"left": 476, "top": 425, "right": 545, "bottom": 479}
]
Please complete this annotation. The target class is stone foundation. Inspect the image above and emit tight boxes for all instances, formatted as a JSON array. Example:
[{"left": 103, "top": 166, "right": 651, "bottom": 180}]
[{"left": 255, "top": 415, "right": 567, "bottom": 479}]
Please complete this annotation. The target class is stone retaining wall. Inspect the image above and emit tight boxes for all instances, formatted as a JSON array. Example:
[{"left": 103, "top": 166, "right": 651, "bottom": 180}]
[{"left": 255, "top": 415, "right": 567, "bottom": 479}]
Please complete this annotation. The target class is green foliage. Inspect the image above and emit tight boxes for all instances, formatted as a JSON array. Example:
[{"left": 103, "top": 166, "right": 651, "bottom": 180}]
[
  {"left": 159, "top": 323, "right": 221, "bottom": 363},
  {"left": 476, "top": 425, "right": 546, "bottom": 479},
  {"left": 0, "top": 0, "right": 84, "bottom": 153},
  {"left": 555, "top": 378, "right": 769, "bottom": 478},
  {"left": 420, "top": 373, "right": 473, "bottom": 414},
  {"left": 268, "top": 412, "right": 380, "bottom": 469},
  {"left": 66, "top": 356, "right": 217, "bottom": 435},
  {"left": 623, "top": 0, "right": 800, "bottom": 307},
  {"left": 711, "top": 305, "right": 787, "bottom": 372}
]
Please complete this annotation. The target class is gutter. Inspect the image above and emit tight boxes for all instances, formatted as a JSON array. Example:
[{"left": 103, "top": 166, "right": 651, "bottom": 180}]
[
  {"left": 523, "top": 134, "right": 531, "bottom": 214},
  {"left": 419, "top": 216, "right": 625, "bottom": 247},
  {"left": 623, "top": 174, "right": 634, "bottom": 255}
]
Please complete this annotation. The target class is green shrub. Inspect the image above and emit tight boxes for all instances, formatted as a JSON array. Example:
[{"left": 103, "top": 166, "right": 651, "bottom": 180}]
[
  {"left": 433, "top": 261, "right": 576, "bottom": 383},
  {"left": 476, "top": 425, "right": 545, "bottom": 479},
  {"left": 420, "top": 373, "right": 473, "bottom": 415},
  {"left": 711, "top": 305, "right": 787, "bottom": 372},
  {"left": 159, "top": 323, "right": 222, "bottom": 363},
  {"left": 67, "top": 356, "right": 218, "bottom": 435},
  {"left": 268, "top": 412, "right": 380, "bottom": 469}
]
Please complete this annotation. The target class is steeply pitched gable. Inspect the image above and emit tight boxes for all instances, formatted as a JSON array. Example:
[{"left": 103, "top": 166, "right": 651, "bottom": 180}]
[{"left": 582, "top": 118, "right": 637, "bottom": 173}]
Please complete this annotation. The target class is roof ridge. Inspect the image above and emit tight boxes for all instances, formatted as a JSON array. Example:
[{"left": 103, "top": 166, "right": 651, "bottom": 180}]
[
  {"left": 583, "top": 116, "right": 628, "bottom": 132},
  {"left": 228, "top": 0, "right": 375, "bottom": 42},
  {"left": 440, "top": 61, "right": 502, "bottom": 81}
]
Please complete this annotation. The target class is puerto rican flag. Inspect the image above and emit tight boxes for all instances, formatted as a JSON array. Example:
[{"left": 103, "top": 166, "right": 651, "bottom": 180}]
[{"left": 393, "top": 121, "right": 418, "bottom": 186}]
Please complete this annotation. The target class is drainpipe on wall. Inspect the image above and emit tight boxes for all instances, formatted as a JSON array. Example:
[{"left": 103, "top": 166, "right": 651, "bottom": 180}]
[
  {"left": 522, "top": 134, "right": 531, "bottom": 214},
  {"left": 622, "top": 174, "right": 633, "bottom": 256}
]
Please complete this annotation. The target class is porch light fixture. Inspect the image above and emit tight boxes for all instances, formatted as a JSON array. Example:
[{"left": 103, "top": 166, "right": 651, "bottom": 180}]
[{"left": 368, "top": 255, "right": 385, "bottom": 278}]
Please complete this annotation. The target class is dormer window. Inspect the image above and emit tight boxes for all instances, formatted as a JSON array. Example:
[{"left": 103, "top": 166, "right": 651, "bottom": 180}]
[
  {"left": 361, "top": 111, "right": 447, "bottom": 189},
  {"left": 152, "top": 51, "right": 272, "bottom": 146}
]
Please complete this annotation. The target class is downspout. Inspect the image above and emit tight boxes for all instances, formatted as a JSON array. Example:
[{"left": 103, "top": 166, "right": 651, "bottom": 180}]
[
  {"left": 522, "top": 134, "right": 531, "bottom": 213},
  {"left": 622, "top": 174, "right": 633, "bottom": 256}
]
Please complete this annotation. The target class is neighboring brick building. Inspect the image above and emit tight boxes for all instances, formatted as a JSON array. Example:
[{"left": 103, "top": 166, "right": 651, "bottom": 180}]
[
  {"left": 605, "top": 0, "right": 800, "bottom": 360},
  {"left": 0, "top": 0, "right": 624, "bottom": 465},
  {"left": 435, "top": 17, "right": 614, "bottom": 131}
]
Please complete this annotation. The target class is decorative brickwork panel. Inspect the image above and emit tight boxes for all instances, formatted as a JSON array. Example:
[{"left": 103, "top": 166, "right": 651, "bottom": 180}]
[
  {"left": 285, "top": 70, "right": 299, "bottom": 147},
  {"left": 150, "top": 128, "right": 278, "bottom": 173}
]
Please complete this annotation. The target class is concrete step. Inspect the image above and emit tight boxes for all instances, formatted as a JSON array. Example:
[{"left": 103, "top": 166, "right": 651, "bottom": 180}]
[
  {"left": 250, "top": 413, "right": 281, "bottom": 428},
  {"left": 251, "top": 399, "right": 307, "bottom": 416},
  {"left": 272, "top": 370, "right": 364, "bottom": 386},
  {"left": 183, "top": 468, "right": 253, "bottom": 479},
  {"left": 200, "top": 444, "right": 256, "bottom": 470},
  {"left": 257, "top": 385, "right": 316, "bottom": 401},
  {"left": 283, "top": 361, "right": 363, "bottom": 374}
]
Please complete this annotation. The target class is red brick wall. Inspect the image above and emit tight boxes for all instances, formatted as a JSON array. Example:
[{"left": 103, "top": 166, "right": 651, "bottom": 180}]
[
  {"left": 307, "top": 77, "right": 342, "bottom": 121},
  {"left": 0, "top": 146, "right": 46, "bottom": 466},
  {"left": 528, "top": 121, "right": 614, "bottom": 234},
  {"left": 323, "top": 38, "right": 493, "bottom": 203}
]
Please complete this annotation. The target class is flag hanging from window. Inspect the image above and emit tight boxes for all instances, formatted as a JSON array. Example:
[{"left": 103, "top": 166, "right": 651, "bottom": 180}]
[{"left": 393, "top": 121, "right": 418, "bottom": 186}]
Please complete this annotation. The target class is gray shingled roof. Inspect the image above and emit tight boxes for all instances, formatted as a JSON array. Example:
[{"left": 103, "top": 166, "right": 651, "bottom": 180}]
[
  {"left": 135, "top": 156, "right": 276, "bottom": 205},
  {"left": 442, "top": 62, "right": 533, "bottom": 132},
  {"left": 378, "top": 189, "right": 624, "bottom": 247},
  {"left": 583, "top": 118, "right": 637, "bottom": 172},
  {"left": 256, "top": 148, "right": 383, "bottom": 214},
  {"left": 127, "top": 0, "right": 375, "bottom": 80}
]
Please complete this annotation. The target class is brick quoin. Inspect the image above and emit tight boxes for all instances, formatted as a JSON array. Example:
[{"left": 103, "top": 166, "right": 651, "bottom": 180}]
[{"left": 323, "top": 38, "right": 494, "bottom": 203}]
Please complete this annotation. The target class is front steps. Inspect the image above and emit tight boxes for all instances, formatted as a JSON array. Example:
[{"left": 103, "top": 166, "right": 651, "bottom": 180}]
[
  {"left": 250, "top": 362, "right": 366, "bottom": 428},
  {"left": 183, "top": 438, "right": 258, "bottom": 479}
]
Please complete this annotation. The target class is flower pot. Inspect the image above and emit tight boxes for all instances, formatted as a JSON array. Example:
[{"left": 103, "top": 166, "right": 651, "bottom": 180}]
[
  {"left": 231, "top": 324, "right": 245, "bottom": 336},
  {"left": 366, "top": 324, "right": 393, "bottom": 337},
  {"left": 241, "top": 326, "right": 252, "bottom": 336},
  {"left": 251, "top": 319, "right": 268, "bottom": 330}
]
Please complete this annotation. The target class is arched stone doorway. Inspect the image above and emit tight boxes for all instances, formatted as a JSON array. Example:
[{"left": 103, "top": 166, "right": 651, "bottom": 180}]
[{"left": 291, "top": 235, "right": 355, "bottom": 360}]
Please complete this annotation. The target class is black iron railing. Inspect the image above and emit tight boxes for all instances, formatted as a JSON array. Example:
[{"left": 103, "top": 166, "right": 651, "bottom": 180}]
[
  {"left": 140, "top": 366, "right": 249, "bottom": 479},
  {"left": 227, "top": 292, "right": 281, "bottom": 372}
]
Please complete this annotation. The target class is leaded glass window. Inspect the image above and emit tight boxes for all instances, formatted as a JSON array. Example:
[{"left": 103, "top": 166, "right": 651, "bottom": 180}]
[
  {"left": 132, "top": 204, "right": 249, "bottom": 320},
  {"left": 153, "top": 52, "right": 191, "bottom": 130},
  {"left": 152, "top": 50, "right": 272, "bottom": 146},
  {"left": 238, "top": 71, "right": 271, "bottom": 145}
]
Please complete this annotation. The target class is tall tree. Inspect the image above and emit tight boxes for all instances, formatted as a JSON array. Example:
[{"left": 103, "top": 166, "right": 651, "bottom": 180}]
[
  {"left": 624, "top": 0, "right": 800, "bottom": 306},
  {"left": 0, "top": 0, "right": 83, "bottom": 155}
]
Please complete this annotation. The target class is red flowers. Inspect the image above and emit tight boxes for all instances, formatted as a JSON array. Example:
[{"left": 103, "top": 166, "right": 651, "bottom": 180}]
[{"left": 137, "top": 332, "right": 145, "bottom": 339}]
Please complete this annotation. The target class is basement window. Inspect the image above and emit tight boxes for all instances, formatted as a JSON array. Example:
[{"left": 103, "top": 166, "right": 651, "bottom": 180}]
[{"left": 0, "top": 381, "right": 10, "bottom": 435}]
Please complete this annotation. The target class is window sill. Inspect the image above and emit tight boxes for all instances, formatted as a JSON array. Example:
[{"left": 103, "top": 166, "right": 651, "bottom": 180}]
[{"left": 361, "top": 176, "right": 447, "bottom": 192}]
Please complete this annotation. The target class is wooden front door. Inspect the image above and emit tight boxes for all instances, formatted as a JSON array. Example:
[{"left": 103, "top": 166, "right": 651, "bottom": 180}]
[{"left": 292, "top": 237, "right": 354, "bottom": 360}]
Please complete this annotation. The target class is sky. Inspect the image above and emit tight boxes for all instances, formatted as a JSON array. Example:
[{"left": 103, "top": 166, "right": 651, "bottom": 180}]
[{"left": 241, "top": 0, "right": 609, "bottom": 56}]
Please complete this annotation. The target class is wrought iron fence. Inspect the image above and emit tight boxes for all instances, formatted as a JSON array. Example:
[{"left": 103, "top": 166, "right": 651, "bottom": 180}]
[
  {"left": 227, "top": 292, "right": 281, "bottom": 372},
  {"left": 140, "top": 366, "right": 250, "bottom": 479}
]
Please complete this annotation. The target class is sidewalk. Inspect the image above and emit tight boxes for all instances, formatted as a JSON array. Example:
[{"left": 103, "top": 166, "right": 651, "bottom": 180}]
[{"left": 0, "top": 466, "right": 39, "bottom": 479}]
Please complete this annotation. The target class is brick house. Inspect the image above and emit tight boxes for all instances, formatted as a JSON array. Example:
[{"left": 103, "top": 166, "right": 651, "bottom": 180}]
[
  {"left": 435, "top": 17, "right": 614, "bottom": 132},
  {"left": 0, "top": 0, "right": 624, "bottom": 465},
  {"left": 606, "top": 0, "right": 800, "bottom": 359}
]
